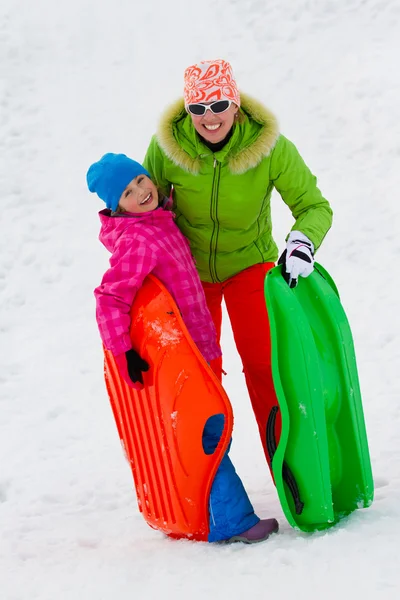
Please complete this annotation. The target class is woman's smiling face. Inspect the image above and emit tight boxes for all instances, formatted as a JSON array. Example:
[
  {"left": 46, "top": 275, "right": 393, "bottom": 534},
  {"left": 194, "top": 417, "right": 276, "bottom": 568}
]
[
  {"left": 118, "top": 175, "right": 159, "bottom": 213},
  {"left": 189, "top": 102, "right": 238, "bottom": 144}
]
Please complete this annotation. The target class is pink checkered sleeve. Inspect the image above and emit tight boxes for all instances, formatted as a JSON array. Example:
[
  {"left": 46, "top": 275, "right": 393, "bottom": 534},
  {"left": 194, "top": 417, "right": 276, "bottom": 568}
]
[
  {"left": 173, "top": 262, "right": 221, "bottom": 363},
  {"left": 152, "top": 228, "right": 221, "bottom": 363},
  {"left": 94, "top": 239, "right": 157, "bottom": 356}
]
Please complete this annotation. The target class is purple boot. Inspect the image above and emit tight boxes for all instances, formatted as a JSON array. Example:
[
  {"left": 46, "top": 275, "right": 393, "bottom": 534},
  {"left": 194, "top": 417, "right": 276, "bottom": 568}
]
[{"left": 225, "top": 518, "right": 279, "bottom": 544}]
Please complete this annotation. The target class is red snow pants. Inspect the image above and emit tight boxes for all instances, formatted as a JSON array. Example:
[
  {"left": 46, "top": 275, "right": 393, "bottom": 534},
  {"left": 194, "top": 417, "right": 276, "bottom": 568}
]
[{"left": 201, "top": 263, "right": 281, "bottom": 475}]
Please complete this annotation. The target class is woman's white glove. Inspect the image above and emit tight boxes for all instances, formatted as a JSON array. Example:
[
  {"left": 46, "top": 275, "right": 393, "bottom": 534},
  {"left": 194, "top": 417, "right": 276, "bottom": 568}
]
[{"left": 278, "top": 231, "right": 315, "bottom": 288}]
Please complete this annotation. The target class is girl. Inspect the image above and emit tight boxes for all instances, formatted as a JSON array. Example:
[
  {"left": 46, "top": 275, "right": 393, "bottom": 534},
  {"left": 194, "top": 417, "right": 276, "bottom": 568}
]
[{"left": 87, "top": 153, "right": 279, "bottom": 544}]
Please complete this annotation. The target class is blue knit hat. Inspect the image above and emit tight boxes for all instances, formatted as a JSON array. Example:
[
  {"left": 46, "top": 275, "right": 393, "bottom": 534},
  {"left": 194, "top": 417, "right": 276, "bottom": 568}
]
[{"left": 86, "top": 153, "right": 151, "bottom": 211}]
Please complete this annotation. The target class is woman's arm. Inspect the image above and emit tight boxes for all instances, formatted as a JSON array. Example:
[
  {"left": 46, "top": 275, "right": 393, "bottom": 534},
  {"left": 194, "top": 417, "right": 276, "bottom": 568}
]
[
  {"left": 270, "top": 135, "right": 333, "bottom": 250},
  {"left": 143, "top": 135, "right": 172, "bottom": 198}
]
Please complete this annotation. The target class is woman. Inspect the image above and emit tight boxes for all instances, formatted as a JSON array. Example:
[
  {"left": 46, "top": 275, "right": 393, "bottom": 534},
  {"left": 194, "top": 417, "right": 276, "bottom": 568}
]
[{"left": 143, "top": 59, "right": 333, "bottom": 473}]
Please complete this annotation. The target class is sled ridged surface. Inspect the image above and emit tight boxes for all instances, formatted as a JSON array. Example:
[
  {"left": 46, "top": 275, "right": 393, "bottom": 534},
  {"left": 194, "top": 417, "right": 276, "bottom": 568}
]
[
  {"left": 104, "top": 275, "right": 233, "bottom": 541},
  {"left": 265, "top": 263, "right": 374, "bottom": 531}
]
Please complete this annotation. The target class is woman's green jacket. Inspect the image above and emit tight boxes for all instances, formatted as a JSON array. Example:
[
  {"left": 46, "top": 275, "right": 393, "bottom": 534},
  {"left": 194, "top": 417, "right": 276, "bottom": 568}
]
[{"left": 143, "top": 93, "right": 333, "bottom": 283}]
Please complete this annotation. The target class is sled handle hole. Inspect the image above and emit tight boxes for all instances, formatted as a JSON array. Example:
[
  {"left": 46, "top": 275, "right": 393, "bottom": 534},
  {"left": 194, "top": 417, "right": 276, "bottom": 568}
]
[{"left": 202, "top": 414, "right": 225, "bottom": 455}]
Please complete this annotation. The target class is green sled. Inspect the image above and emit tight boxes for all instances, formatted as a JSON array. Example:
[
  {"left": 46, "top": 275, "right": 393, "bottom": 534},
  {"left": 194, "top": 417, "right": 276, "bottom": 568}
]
[{"left": 264, "top": 262, "right": 374, "bottom": 531}]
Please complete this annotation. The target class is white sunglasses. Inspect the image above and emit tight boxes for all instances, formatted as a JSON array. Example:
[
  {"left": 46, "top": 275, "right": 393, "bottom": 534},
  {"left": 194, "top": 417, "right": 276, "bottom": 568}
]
[{"left": 187, "top": 100, "right": 234, "bottom": 116}]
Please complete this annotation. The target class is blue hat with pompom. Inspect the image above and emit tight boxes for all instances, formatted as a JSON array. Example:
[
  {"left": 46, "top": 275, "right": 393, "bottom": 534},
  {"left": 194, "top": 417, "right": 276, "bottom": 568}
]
[{"left": 86, "top": 153, "right": 151, "bottom": 211}]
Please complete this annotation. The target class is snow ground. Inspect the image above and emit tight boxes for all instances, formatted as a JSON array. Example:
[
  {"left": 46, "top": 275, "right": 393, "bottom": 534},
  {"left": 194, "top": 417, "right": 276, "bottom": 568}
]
[{"left": 1, "top": 0, "right": 400, "bottom": 598}]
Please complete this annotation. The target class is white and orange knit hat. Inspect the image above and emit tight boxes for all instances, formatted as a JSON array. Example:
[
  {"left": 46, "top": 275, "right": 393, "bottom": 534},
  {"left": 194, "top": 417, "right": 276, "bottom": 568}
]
[{"left": 183, "top": 59, "right": 241, "bottom": 108}]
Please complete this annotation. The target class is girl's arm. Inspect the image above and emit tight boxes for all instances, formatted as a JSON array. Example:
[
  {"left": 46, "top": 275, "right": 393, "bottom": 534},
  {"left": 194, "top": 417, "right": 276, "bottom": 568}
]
[{"left": 94, "top": 240, "right": 157, "bottom": 356}]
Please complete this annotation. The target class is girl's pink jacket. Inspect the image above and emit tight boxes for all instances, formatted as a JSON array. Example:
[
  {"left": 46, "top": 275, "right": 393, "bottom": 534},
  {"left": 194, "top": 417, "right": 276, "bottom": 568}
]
[{"left": 94, "top": 207, "right": 221, "bottom": 363}]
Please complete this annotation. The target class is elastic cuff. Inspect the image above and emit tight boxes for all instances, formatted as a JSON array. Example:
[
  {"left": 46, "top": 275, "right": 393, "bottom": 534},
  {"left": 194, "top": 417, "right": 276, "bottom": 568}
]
[
  {"left": 108, "top": 334, "right": 132, "bottom": 357},
  {"left": 287, "top": 230, "right": 315, "bottom": 253}
]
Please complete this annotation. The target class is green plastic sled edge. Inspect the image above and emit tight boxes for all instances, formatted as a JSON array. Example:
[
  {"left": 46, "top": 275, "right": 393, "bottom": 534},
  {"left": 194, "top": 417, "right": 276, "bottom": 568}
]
[{"left": 264, "top": 262, "right": 374, "bottom": 531}]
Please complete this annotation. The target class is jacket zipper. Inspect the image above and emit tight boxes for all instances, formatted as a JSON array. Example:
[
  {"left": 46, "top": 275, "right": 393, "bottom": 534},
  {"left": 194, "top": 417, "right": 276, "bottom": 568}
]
[{"left": 209, "top": 157, "right": 221, "bottom": 283}]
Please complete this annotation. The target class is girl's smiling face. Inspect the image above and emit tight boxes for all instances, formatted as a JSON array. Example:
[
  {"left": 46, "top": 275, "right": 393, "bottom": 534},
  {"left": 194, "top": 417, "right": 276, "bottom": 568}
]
[{"left": 118, "top": 175, "right": 159, "bottom": 213}]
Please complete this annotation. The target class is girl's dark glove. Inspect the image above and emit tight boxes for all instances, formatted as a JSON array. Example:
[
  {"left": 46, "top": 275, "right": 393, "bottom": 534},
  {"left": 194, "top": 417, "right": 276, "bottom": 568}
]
[
  {"left": 114, "top": 349, "right": 150, "bottom": 388},
  {"left": 125, "top": 348, "right": 149, "bottom": 384},
  {"left": 278, "top": 230, "right": 314, "bottom": 288}
]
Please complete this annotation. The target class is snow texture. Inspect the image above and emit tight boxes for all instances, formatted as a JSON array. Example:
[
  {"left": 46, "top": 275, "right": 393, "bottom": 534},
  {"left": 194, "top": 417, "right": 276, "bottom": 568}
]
[{"left": 1, "top": 0, "right": 399, "bottom": 598}]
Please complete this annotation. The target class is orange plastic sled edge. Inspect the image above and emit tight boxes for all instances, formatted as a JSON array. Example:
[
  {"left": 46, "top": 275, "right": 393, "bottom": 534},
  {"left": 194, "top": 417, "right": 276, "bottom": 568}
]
[{"left": 103, "top": 275, "right": 233, "bottom": 541}]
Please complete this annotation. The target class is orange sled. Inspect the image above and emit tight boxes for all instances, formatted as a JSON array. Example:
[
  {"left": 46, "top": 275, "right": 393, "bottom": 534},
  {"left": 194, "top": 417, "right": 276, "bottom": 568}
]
[{"left": 103, "top": 275, "right": 233, "bottom": 541}]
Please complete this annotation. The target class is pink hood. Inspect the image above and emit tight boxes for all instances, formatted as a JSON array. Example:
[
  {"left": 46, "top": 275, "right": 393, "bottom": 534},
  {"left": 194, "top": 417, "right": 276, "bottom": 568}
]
[{"left": 98, "top": 207, "right": 171, "bottom": 253}]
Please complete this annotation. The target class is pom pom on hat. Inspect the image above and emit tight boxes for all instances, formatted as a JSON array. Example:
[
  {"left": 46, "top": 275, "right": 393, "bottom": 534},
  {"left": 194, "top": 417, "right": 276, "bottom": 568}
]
[
  {"left": 86, "top": 153, "right": 151, "bottom": 211},
  {"left": 183, "top": 59, "right": 240, "bottom": 108}
]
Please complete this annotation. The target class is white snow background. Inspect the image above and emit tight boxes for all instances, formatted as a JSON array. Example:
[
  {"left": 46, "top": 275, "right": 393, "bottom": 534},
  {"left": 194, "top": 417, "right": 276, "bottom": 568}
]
[{"left": 1, "top": 0, "right": 400, "bottom": 598}]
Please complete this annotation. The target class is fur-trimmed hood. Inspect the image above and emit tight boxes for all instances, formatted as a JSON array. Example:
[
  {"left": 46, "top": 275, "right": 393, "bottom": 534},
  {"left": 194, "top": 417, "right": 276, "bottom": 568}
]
[{"left": 154, "top": 93, "right": 280, "bottom": 175}]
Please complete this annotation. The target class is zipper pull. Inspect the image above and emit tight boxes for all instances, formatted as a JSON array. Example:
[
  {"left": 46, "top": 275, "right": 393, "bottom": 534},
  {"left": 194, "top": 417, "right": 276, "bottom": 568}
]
[{"left": 213, "top": 157, "right": 217, "bottom": 169}]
